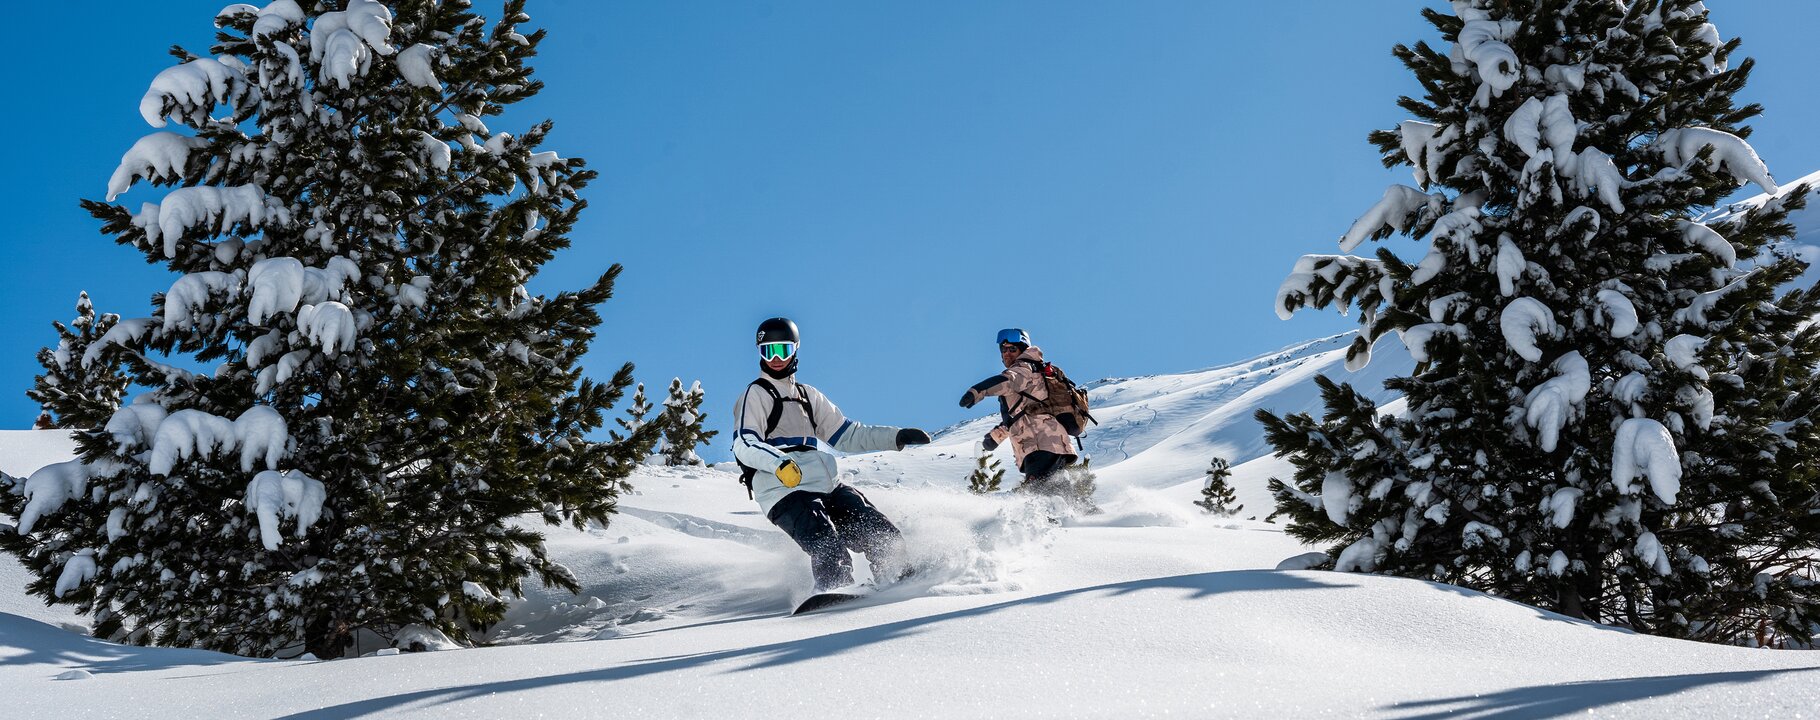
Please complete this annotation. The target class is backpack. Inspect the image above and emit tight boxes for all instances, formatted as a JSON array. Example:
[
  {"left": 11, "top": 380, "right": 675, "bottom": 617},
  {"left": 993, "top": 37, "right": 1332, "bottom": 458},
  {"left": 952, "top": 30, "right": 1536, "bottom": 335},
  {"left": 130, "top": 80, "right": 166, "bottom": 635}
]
[
  {"left": 1015, "top": 359, "right": 1096, "bottom": 438},
  {"left": 734, "top": 379, "right": 819, "bottom": 498}
]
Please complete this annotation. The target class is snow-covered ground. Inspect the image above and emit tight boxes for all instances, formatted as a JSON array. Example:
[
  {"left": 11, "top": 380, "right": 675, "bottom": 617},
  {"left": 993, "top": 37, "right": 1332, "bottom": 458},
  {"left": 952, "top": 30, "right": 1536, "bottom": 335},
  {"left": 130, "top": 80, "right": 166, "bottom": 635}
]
[
  {"left": 6, "top": 334, "right": 1820, "bottom": 718},
  {"left": 846, "top": 332, "right": 1414, "bottom": 517}
]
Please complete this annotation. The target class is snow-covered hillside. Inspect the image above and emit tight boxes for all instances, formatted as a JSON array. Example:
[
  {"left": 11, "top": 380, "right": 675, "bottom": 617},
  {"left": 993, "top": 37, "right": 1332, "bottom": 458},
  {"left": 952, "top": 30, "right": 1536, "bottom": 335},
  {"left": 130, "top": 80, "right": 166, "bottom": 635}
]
[
  {"left": 1708, "top": 168, "right": 1820, "bottom": 246},
  {"left": 841, "top": 332, "right": 1413, "bottom": 517},
  {"left": 9, "top": 176, "right": 1820, "bottom": 713},
  {"left": 1706, "top": 168, "right": 1820, "bottom": 286},
  {"left": 5, "top": 331, "right": 1412, "bottom": 645},
  {"left": 8, "top": 322, "right": 1820, "bottom": 716}
]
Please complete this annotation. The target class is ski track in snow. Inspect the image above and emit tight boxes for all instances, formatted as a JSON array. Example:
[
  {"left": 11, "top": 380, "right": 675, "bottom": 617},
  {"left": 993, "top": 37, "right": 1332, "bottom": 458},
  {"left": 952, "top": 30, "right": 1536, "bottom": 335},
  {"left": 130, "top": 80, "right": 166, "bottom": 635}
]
[{"left": 4, "top": 337, "right": 1819, "bottom": 717}]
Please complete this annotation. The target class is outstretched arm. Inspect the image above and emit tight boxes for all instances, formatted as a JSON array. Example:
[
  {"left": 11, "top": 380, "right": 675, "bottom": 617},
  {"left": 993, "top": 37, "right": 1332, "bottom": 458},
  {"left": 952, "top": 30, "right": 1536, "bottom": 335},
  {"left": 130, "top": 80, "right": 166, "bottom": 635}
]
[
  {"left": 959, "top": 367, "right": 1022, "bottom": 408},
  {"left": 806, "top": 385, "right": 925, "bottom": 453}
]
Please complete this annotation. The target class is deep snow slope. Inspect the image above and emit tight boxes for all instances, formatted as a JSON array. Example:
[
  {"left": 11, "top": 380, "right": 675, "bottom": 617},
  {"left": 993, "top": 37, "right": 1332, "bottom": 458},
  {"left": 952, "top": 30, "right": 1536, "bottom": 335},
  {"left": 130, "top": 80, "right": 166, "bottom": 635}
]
[
  {"left": 5, "top": 427, "right": 1819, "bottom": 719},
  {"left": 0, "top": 429, "right": 78, "bottom": 480},
  {"left": 4, "top": 329, "right": 1405, "bottom": 644},
  {"left": 1708, "top": 168, "right": 1820, "bottom": 247},
  {"left": 1706, "top": 168, "right": 1820, "bottom": 287},
  {"left": 845, "top": 332, "right": 1414, "bottom": 516}
]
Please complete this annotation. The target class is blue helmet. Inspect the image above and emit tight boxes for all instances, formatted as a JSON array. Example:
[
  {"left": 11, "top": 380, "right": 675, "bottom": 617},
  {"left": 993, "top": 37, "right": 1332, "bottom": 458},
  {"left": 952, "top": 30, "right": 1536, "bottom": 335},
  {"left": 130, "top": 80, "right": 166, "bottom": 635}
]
[{"left": 996, "top": 328, "right": 1030, "bottom": 348}]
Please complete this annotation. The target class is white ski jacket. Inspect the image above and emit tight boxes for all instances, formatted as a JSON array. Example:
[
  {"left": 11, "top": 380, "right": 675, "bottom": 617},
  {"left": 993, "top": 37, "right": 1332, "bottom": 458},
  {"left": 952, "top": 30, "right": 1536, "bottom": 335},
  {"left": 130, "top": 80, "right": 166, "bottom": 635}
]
[{"left": 731, "top": 376, "right": 902, "bottom": 517}]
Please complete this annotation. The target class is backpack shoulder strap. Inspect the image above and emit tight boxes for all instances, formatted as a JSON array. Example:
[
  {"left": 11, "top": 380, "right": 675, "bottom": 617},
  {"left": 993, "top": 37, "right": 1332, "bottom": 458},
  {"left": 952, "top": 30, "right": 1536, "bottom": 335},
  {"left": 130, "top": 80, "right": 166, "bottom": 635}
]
[
  {"left": 750, "top": 379, "right": 819, "bottom": 437},
  {"left": 796, "top": 384, "right": 819, "bottom": 434},
  {"left": 1013, "top": 359, "right": 1048, "bottom": 405},
  {"left": 749, "top": 379, "right": 787, "bottom": 436}
]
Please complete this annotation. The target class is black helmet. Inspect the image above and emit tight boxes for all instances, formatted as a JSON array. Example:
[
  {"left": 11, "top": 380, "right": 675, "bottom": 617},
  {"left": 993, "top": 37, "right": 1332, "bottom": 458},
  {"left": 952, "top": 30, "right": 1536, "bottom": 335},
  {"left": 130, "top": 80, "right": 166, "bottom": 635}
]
[
  {"left": 756, "top": 317, "right": 799, "bottom": 345},
  {"left": 756, "top": 317, "right": 800, "bottom": 379}
]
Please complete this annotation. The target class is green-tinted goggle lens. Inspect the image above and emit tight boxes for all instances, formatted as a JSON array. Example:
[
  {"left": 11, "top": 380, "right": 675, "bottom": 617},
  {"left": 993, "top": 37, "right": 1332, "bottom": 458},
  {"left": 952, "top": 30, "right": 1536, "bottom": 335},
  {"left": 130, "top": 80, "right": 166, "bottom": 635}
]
[{"left": 759, "top": 342, "right": 797, "bottom": 361}]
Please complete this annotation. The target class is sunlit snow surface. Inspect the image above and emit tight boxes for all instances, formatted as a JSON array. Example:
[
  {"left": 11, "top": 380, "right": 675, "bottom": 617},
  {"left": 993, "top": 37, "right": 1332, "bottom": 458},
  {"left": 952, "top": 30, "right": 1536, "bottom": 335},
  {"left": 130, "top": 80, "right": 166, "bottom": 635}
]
[
  {"left": 1705, "top": 168, "right": 1820, "bottom": 288},
  {"left": 5, "top": 335, "right": 1820, "bottom": 717}
]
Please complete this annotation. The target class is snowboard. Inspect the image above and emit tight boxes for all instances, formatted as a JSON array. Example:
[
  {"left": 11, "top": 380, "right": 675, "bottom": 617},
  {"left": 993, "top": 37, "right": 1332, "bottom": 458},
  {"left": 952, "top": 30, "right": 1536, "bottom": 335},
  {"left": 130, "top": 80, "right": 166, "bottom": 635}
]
[
  {"left": 792, "top": 591, "right": 869, "bottom": 615},
  {"left": 791, "top": 565, "right": 934, "bottom": 616}
]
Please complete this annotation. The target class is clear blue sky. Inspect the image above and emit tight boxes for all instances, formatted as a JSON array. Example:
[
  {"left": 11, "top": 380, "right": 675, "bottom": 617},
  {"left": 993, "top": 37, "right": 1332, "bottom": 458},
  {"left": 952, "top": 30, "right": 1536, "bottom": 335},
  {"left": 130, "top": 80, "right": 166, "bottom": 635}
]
[{"left": 4, "top": 2, "right": 1818, "bottom": 461}]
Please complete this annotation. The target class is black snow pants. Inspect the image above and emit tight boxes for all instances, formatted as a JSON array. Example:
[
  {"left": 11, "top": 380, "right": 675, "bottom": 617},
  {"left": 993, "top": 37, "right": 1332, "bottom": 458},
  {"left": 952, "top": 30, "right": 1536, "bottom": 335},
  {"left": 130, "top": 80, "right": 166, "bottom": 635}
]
[
  {"left": 767, "top": 485, "right": 905, "bottom": 591},
  {"left": 1015, "top": 450, "right": 1097, "bottom": 513},
  {"left": 1017, "top": 450, "right": 1077, "bottom": 490}
]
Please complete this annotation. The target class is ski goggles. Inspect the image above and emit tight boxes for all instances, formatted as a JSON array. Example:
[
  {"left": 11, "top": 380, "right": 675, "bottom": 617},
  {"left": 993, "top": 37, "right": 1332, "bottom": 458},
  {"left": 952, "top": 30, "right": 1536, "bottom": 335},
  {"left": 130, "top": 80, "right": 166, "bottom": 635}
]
[
  {"left": 759, "top": 341, "right": 798, "bottom": 362},
  {"left": 996, "top": 328, "right": 1029, "bottom": 347}
]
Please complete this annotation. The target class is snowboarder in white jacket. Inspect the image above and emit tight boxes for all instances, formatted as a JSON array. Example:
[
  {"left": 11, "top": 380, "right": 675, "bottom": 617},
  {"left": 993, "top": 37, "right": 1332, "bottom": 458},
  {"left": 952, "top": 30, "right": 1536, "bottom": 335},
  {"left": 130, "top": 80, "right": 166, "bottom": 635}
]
[{"left": 732, "top": 318, "right": 932, "bottom": 592}]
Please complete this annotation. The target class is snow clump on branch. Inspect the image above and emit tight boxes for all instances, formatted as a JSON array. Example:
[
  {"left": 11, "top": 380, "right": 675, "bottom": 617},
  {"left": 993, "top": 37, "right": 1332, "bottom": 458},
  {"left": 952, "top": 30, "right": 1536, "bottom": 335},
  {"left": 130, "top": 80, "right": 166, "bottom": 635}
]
[{"left": 245, "top": 470, "right": 326, "bottom": 551}]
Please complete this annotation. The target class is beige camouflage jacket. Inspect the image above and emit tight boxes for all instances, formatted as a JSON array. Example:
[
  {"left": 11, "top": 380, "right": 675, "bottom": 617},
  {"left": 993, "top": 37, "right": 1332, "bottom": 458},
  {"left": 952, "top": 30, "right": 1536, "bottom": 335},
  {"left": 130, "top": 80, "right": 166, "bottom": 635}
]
[{"left": 967, "top": 346, "right": 1076, "bottom": 467}]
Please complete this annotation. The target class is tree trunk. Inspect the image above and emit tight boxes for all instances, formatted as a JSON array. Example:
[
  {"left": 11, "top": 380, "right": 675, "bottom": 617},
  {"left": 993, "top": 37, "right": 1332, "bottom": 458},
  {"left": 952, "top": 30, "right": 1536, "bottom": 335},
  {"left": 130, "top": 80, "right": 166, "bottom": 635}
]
[
  {"left": 1557, "top": 582, "right": 1585, "bottom": 619},
  {"left": 304, "top": 616, "right": 349, "bottom": 660}
]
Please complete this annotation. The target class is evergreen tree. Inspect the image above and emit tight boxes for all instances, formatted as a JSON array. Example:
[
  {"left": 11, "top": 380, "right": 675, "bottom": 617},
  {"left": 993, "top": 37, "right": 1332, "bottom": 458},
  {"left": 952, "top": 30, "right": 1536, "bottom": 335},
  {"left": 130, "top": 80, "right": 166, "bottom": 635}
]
[
  {"left": 28, "top": 292, "right": 130, "bottom": 430},
  {"left": 1263, "top": 0, "right": 1820, "bottom": 644},
  {"left": 1, "top": 0, "right": 662, "bottom": 658},
  {"left": 658, "top": 378, "right": 716, "bottom": 467},
  {"left": 6, "top": 293, "right": 134, "bottom": 541},
  {"left": 1195, "top": 457, "right": 1242, "bottom": 516},
  {"left": 967, "top": 443, "right": 1005, "bottom": 494},
  {"left": 617, "top": 383, "right": 653, "bottom": 442}
]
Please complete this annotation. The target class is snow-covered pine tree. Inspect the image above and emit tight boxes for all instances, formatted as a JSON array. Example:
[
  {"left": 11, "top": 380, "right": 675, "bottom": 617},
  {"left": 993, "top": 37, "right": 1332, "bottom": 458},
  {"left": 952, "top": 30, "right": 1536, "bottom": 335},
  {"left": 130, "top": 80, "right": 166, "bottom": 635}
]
[
  {"left": 27, "top": 292, "right": 131, "bottom": 430},
  {"left": 5, "top": 293, "right": 134, "bottom": 541},
  {"left": 1195, "top": 457, "right": 1241, "bottom": 516},
  {"left": 0, "top": 0, "right": 663, "bottom": 659},
  {"left": 1262, "top": 0, "right": 1820, "bottom": 644},
  {"left": 617, "top": 383, "right": 653, "bottom": 442},
  {"left": 967, "top": 443, "right": 1005, "bottom": 494},
  {"left": 658, "top": 378, "right": 716, "bottom": 467}
]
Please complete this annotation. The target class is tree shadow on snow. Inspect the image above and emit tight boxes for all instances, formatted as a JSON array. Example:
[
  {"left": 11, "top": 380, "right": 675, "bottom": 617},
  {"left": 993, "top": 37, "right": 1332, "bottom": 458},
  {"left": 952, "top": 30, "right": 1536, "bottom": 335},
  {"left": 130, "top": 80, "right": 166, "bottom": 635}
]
[
  {"left": 1391, "top": 576, "right": 1640, "bottom": 637},
  {"left": 0, "top": 612, "right": 247, "bottom": 675},
  {"left": 1384, "top": 666, "right": 1820, "bottom": 719},
  {"left": 269, "top": 570, "right": 1340, "bottom": 720}
]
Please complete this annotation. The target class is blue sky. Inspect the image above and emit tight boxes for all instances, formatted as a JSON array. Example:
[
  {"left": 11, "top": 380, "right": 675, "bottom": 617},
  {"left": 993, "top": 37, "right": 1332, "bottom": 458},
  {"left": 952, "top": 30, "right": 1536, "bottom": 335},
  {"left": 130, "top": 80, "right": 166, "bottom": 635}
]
[{"left": 4, "top": 2, "right": 1818, "bottom": 461}]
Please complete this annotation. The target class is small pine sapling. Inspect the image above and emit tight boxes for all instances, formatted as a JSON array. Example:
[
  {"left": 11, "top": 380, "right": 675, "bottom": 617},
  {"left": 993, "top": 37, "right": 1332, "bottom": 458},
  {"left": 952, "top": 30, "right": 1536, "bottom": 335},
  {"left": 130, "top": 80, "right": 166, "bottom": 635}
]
[
  {"left": 618, "top": 383, "right": 653, "bottom": 441},
  {"left": 967, "top": 443, "right": 1005, "bottom": 494},
  {"left": 1195, "top": 457, "right": 1242, "bottom": 516},
  {"left": 659, "top": 378, "right": 717, "bottom": 466},
  {"left": 1065, "top": 457, "right": 1100, "bottom": 512}
]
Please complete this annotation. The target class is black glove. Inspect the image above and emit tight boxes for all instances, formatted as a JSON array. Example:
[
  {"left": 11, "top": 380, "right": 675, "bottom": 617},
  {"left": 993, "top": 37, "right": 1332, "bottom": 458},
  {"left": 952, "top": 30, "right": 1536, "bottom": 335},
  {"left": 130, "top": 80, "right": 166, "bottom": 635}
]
[
  {"left": 981, "top": 433, "right": 999, "bottom": 451},
  {"left": 959, "top": 389, "right": 981, "bottom": 409},
  {"left": 896, "top": 428, "right": 932, "bottom": 450}
]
